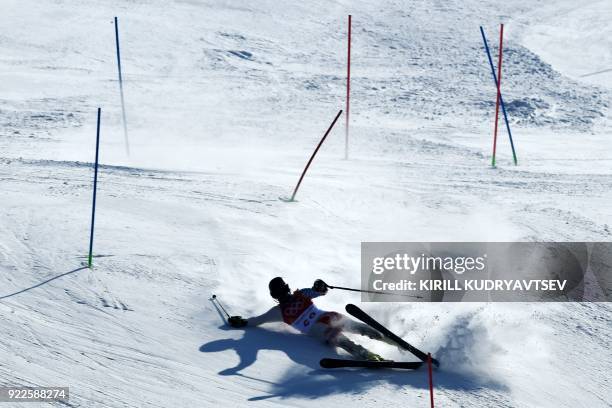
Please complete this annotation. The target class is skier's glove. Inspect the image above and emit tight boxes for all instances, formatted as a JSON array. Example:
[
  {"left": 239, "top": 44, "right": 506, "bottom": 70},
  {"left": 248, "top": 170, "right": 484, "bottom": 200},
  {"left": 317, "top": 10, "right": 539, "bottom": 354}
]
[
  {"left": 313, "top": 279, "right": 328, "bottom": 294},
  {"left": 228, "top": 316, "right": 247, "bottom": 328}
]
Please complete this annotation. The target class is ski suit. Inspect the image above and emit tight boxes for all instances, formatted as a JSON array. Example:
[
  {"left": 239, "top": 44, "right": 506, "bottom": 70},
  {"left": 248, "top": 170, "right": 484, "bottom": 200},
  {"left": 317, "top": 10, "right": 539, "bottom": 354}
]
[{"left": 246, "top": 288, "right": 383, "bottom": 359}]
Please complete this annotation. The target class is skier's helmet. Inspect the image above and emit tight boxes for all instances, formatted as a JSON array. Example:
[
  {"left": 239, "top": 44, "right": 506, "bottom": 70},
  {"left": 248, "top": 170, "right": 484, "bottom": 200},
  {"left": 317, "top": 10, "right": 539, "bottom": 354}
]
[{"left": 269, "top": 277, "right": 290, "bottom": 300}]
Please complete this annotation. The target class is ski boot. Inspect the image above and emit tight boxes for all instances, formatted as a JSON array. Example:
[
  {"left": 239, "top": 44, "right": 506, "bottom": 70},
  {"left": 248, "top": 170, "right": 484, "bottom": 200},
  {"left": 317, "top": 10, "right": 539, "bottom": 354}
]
[{"left": 365, "top": 351, "right": 385, "bottom": 362}]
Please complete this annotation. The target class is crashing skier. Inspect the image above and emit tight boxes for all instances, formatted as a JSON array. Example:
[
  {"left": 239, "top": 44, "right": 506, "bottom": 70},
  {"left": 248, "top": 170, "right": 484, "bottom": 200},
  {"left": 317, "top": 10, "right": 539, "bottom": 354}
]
[{"left": 227, "top": 277, "right": 389, "bottom": 361}]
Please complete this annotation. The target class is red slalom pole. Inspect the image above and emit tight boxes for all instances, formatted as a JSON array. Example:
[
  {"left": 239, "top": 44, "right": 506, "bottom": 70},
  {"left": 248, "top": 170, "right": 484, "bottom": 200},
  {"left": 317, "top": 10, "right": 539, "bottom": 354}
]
[
  {"left": 491, "top": 23, "right": 504, "bottom": 167},
  {"left": 345, "top": 15, "right": 352, "bottom": 160},
  {"left": 428, "top": 353, "right": 435, "bottom": 407},
  {"left": 286, "top": 110, "right": 343, "bottom": 202}
]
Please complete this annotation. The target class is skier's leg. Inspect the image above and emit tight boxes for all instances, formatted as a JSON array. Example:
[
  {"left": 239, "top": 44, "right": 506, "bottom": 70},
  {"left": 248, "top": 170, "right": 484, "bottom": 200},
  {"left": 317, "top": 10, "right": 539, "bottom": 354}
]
[
  {"left": 317, "top": 312, "right": 381, "bottom": 338},
  {"left": 308, "top": 321, "right": 333, "bottom": 343},
  {"left": 342, "top": 318, "right": 385, "bottom": 340},
  {"left": 310, "top": 321, "right": 383, "bottom": 361},
  {"left": 339, "top": 316, "right": 399, "bottom": 347},
  {"left": 318, "top": 311, "right": 392, "bottom": 343},
  {"left": 332, "top": 333, "right": 382, "bottom": 360}
]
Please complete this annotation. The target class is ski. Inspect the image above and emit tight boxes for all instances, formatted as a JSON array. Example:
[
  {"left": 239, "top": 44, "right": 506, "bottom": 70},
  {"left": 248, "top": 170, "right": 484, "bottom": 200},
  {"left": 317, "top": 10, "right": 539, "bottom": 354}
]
[
  {"left": 345, "top": 304, "right": 440, "bottom": 367},
  {"left": 320, "top": 358, "right": 423, "bottom": 370}
]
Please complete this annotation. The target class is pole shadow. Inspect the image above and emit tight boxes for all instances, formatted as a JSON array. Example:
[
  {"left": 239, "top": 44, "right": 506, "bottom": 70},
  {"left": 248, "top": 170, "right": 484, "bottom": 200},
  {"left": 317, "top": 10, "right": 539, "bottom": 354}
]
[{"left": 0, "top": 266, "right": 89, "bottom": 300}]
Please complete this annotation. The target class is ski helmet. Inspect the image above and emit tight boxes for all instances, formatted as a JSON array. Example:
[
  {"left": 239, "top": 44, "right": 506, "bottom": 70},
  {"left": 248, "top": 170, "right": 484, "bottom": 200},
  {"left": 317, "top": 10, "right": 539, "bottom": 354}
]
[{"left": 269, "top": 277, "right": 290, "bottom": 300}]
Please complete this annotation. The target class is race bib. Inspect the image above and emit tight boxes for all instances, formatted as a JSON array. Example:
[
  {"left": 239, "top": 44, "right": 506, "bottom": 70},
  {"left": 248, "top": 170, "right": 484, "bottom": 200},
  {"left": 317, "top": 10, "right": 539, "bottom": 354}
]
[{"left": 291, "top": 304, "right": 324, "bottom": 333}]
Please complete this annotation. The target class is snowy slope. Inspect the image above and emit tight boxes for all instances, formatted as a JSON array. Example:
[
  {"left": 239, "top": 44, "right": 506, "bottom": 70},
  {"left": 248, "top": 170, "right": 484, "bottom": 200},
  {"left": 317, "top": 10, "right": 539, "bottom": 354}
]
[
  {"left": 1, "top": 0, "right": 611, "bottom": 407},
  {"left": 518, "top": 0, "right": 612, "bottom": 88}
]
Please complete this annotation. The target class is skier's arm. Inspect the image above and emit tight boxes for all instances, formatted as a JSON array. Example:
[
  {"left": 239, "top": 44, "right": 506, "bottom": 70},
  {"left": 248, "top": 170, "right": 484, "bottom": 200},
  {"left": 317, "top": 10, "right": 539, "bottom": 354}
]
[
  {"left": 300, "top": 279, "right": 329, "bottom": 299},
  {"left": 244, "top": 305, "right": 283, "bottom": 327},
  {"left": 299, "top": 289, "right": 323, "bottom": 299}
]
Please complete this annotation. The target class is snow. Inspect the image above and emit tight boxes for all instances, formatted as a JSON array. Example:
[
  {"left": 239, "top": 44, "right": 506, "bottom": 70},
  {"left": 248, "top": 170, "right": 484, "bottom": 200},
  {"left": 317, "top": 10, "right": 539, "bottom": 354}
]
[
  {"left": 518, "top": 0, "right": 612, "bottom": 88},
  {"left": 1, "top": 0, "right": 611, "bottom": 407}
]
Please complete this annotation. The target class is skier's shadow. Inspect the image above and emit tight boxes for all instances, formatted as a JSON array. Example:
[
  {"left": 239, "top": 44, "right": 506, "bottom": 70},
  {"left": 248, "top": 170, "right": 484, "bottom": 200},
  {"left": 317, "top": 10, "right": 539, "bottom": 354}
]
[
  {"left": 253, "top": 359, "right": 505, "bottom": 402},
  {"left": 200, "top": 326, "right": 504, "bottom": 402},
  {"left": 199, "top": 325, "right": 325, "bottom": 376}
]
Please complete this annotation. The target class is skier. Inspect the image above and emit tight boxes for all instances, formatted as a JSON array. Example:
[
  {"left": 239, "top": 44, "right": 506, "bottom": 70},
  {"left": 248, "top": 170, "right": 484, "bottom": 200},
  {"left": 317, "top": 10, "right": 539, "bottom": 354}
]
[{"left": 227, "top": 277, "right": 388, "bottom": 361}]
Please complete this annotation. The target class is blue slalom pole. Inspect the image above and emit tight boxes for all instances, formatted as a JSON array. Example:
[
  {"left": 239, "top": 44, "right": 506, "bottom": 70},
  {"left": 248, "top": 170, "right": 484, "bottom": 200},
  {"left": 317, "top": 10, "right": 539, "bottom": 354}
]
[
  {"left": 88, "top": 108, "right": 101, "bottom": 268},
  {"left": 114, "top": 17, "right": 130, "bottom": 156},
  {"left": 480, "top": 26, "right": 518, "bottom": 165}
]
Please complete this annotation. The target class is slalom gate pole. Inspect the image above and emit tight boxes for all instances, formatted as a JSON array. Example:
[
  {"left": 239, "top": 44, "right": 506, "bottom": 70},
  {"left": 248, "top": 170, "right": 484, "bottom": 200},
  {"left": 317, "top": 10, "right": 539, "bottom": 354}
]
[
  {"left": 345, "top": 15, "right": 351, "bottom": 160},
  {"left": 114, "top": 16, "right": 130, "bottom": 156},
  {"left": 491, "top": 24, "right": 504, "bottom": 167},
  {"left": 480, "top": 26, "right": 518, "bottom": 165},
  {"left": 287, "top": 110, "right": 343, "bottom": 202},
  {"left": 211, "top": 294, "right": 230, "bottom": 318},
  {"left": 428, "top": 353, "right": 435, "bottom": 407},
  {"left": 88, "top": 108, "right": 102, "bottom": 268},
  {"left": 327, "top": 284, "right": 423, "bottom": 299}
]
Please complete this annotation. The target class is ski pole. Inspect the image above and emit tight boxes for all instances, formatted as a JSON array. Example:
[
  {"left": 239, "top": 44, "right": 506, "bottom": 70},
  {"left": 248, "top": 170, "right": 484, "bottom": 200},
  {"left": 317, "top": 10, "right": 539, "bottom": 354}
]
[
  {"left": 326, "top": 284, "right": 423, "bottom": 299},
  {"left": 211, "top": 294, "right": 230, "bottom": 318}
]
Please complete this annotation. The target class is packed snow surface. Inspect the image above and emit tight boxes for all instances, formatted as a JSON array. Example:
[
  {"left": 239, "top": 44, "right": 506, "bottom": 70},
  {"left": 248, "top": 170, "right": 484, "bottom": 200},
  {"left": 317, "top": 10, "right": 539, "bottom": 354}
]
[{"left": 1, "top": 0, "right": 610, "bottom": 407}]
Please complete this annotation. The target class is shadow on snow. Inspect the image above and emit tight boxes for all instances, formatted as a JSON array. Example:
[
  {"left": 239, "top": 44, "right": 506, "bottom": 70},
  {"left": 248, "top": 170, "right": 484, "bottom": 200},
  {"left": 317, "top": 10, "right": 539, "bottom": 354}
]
[
  {"left": 199, "top": 325, "right": 508, "bottom": 402},
  {"left": 0, "top": 266, "right": 89, "bottom": 300}
]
